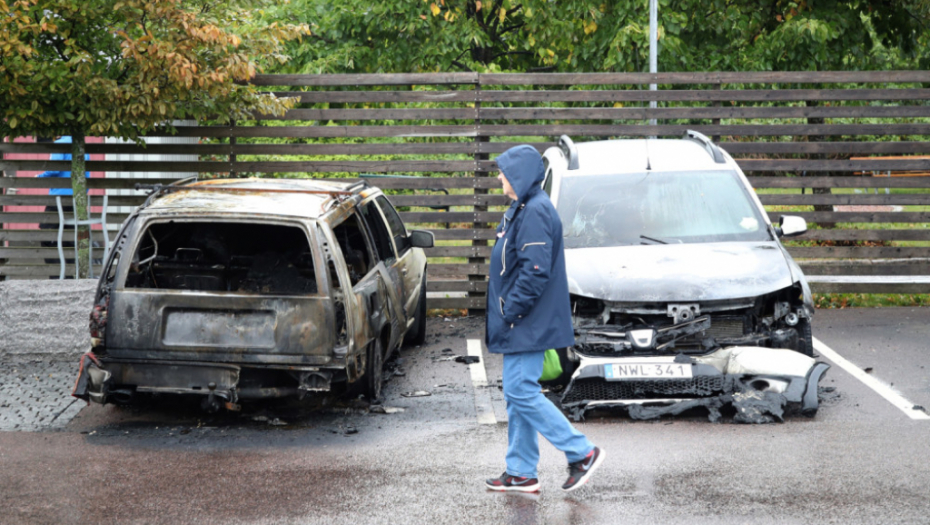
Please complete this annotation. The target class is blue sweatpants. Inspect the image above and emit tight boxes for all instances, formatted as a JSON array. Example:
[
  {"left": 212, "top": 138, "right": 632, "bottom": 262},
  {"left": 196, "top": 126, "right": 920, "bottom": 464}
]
[{"left": 503, "top": 350, "right": 594, "bottom": 478}]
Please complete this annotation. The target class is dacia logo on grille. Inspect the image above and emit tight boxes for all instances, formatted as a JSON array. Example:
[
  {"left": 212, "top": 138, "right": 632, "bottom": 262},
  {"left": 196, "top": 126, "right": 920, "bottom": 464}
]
[{"left": 628, "top": 329, "right": 656, "bottom": 350}]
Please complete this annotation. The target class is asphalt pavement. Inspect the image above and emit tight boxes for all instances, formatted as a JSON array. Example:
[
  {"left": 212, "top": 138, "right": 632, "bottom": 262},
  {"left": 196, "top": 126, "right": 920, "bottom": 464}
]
[{"left": 2, "top": 309, "right": 930, "bottom": 524}]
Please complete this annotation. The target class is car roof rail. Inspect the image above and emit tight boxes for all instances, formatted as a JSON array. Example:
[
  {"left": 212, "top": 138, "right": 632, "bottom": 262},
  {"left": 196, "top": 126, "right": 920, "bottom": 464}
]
[
  {"left": 558, "top": 135, "right": 580, "bottom": 170},
  {"left": 683, "top": 130, "right": 726, "bottom": 164},
  {"left": 344, "top": 179, "right": 370, "bottom": 194}
]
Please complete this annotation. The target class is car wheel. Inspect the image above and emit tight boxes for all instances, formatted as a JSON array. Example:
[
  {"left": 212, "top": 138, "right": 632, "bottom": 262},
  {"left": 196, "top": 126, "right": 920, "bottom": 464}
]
[
  {"left": 797, "top": 318, "right": 814, "bottom": 357},
  {"left": 364, "top": 337, "right": 384, "bottom": 402},
  {"left": 404, "top": 275, "right": 428, "bottom": 347}
]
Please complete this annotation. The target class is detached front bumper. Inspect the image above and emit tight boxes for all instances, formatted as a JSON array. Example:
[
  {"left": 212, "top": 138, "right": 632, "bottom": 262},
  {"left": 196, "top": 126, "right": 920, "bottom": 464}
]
[
  {"left": 561, "top": 346, "right": 830, "bottom": 422},
  {"left": 72, "top": 352, "right": 334, "bottom": 409}
]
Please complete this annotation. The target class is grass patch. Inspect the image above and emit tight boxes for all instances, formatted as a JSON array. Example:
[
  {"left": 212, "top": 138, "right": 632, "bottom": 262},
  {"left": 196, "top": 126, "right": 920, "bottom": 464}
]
[{"left": 814, "top": 293, "right": 930, "bottom": 308}]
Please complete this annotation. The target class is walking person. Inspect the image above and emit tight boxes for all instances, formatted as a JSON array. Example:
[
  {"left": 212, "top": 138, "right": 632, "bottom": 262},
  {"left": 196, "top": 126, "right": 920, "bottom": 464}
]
[{"left": 485, "top": 145, "right": 604, "bottom": 493}]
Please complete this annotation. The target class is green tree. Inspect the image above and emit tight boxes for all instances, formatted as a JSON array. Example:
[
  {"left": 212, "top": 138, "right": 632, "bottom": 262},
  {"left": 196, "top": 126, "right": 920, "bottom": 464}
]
[
  {"left": 269, "top": 0, "right": 928, "bottom": 73},
  {"left": 0, "top": 0, "right": 309, "bottom": 277}
]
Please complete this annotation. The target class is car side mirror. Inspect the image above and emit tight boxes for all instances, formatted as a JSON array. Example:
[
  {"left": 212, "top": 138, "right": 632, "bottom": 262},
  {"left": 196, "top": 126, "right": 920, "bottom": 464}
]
[
  {"left": 409, "top": 229, "right": 434, "bottom": 248},
  {"left": 777, "top": 215, "right": 807, "bottom": 238}
]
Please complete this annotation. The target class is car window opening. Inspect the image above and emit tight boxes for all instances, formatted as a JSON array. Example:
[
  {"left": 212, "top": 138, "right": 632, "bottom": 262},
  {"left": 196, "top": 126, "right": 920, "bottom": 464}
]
[
  {"left": 125, "top": 221, "right": 318, "bottom": 294},
  {"left": 332, "top": 214, "right": 374, "bottom": 285},
  {"left": 375, "top": 195, "right": 410, "bottom": 254},
  {"left": 359, "top": 202, "right": 396, "bottom": 262}
]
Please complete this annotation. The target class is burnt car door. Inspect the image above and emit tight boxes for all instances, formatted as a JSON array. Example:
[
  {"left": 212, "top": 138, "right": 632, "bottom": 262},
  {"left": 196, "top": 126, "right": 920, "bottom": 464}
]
[
  {"left": 357, "top": 198, "right": 406, "bottom": 352},
  {"left": 373, "top": 195, "right": 425, "bottom": 323},
  {"left": 327, "top": 211, "right": 384, "bottom": 349}
]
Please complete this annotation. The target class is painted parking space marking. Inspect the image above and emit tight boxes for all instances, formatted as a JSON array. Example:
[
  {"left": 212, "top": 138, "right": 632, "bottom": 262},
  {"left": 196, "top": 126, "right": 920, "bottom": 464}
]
[
  {"left": 467, "top": 339, "right": 497, "bottom": 425},
  {"left": 814, "top": 337, "right": 930, "bottom": 421}
]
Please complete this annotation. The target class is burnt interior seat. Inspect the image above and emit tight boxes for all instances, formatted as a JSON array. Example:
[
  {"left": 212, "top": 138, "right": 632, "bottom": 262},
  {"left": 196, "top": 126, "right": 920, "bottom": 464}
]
[
  {"left": 229, "top": 255, "right": 254, "bottom": 269},
  {"left": 175, "top": 247, "right": 203, "bottom": 263},
  {"left": 150, "top": 247, "right": 227, "bottom": 291},
  {"left": 344, "top": 248, "right": 367, "bottom": 281}
]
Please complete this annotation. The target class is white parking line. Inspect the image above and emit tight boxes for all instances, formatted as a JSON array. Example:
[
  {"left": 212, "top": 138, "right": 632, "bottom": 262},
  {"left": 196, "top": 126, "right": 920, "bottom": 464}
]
[
  {"left": 813, "top": 337, "right": 930, "bottom": 421},
  {"left": 467, "top": 339, "right": 497, "bottom": 425}
]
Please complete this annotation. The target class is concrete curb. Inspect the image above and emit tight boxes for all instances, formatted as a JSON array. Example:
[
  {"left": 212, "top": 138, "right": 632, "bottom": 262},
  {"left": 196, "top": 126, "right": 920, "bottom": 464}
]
[{"left": 0, "top": 279, "right": 97, "bottom": 360}]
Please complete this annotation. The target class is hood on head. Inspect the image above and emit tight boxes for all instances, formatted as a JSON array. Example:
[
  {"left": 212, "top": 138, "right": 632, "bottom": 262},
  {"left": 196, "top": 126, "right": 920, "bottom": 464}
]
[{"left": 496, "top": 145, "right": 544, "bottom": 202}]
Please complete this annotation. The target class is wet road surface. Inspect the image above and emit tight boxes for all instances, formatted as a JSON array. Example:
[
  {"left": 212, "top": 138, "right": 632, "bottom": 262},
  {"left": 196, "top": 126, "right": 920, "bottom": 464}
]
[{"left": 3, "top": 309, "right": 930, "bottom": 524}]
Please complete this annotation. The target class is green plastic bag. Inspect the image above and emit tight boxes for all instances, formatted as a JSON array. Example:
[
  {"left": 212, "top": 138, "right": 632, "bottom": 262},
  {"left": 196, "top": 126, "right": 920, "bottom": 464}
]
[{"left": 539, "top": 349, "right": 563, "bottom": 382}]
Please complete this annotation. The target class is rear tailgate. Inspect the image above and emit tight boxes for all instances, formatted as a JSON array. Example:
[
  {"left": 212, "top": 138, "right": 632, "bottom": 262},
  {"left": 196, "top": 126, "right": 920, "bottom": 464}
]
[{"left": 106, "top": 290, "right": 334, "bottom": 365}]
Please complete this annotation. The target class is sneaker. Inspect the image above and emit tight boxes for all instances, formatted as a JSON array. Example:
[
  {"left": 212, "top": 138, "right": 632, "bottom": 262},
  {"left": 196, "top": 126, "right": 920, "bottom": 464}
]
[
  {"left": 485, "top": 472, "right": 540, "bottom": 493},
  {"left": 562, "top": 446, "right": 605, "bottom": 492}
]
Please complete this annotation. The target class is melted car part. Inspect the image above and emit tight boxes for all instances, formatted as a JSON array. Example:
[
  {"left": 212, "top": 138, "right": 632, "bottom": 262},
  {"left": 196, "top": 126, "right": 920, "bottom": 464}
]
[
  {"left": 571, "top": 284, "right": 812, "bottom": 355},
  {"left": 561, "top": 347, "right": 829, "bottom": 423}
]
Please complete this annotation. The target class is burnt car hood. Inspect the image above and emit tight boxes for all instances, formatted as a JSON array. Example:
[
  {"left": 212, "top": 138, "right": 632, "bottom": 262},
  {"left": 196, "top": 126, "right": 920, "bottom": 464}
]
[{"left": 565, "top": 241, "right": 794, "bottom": 302}]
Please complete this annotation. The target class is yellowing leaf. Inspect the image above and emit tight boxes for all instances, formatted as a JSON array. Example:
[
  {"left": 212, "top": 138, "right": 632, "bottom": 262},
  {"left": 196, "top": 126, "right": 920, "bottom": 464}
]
[
  {"left": 613, "top": 102, "right": 624, "bottom": 108},
  {"left": 499, "top": 7, "right": 506, "bottom": 23},
  {"left": 546, "top": 49, "right": 554, "bottom": 57},
  {"left": 419, "top": 14, "right": 427, "bottom": 20},
  {"left": 528, "top": 34, "right": 535, "bottom": 47},
  {"left": 475, "top": 1, "right": 481, "bottom": 11},
  {"left": 430, "top": 3, "right": 440, "bottom": 16}
]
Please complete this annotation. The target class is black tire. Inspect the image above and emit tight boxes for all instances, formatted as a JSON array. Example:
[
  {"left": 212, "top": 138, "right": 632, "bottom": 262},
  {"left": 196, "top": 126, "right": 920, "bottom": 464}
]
[
  {"left": 404, "top": 276, "right": 428, "bottom": 347},
  {"left": 363, "top": 337, "right": 384, "bottom": 402},
  {"left": 797, "top": 318, "right": 814, "bottom": 357}
]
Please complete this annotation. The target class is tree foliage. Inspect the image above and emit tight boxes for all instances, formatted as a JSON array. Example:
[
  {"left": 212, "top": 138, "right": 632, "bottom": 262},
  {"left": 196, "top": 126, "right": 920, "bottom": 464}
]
[
  {"left": 0, "top": 0, "right": 309, "bottom": 276},
  {"left": 0, "top": 0, "right": 309, "bottom": 140},
  {"left": 269, "top": 0, "right": 929, "bottom": 74}
]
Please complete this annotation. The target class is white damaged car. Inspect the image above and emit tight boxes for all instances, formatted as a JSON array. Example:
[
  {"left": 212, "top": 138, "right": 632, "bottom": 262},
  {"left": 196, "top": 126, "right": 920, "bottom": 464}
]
[{"left": 542, "top": 132, "right": 829, "bottom": 423}]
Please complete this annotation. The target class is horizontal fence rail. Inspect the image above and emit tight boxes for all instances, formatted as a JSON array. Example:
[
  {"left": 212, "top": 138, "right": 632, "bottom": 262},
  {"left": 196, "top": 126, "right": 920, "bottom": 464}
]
[{"left": 5, "top": 71, "right": 930, "bottom": 305}]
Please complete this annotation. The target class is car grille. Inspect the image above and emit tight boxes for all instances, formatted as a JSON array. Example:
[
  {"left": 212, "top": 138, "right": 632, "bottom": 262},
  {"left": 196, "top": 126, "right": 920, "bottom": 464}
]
[
  {"left": 703, "top": 316, "right": 746, "bottom": 339},
  {"left": 562, "top": 376, "right": 727, "bottom": 404},
  {"left": 677, "top": 316, "right": 745, "bottom": 346},
  {"left": 575, "top": 316, "right": 747, "bottom": 357}
]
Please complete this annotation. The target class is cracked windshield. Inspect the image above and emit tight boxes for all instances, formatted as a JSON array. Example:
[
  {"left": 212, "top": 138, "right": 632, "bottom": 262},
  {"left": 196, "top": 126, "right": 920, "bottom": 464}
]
[{"left": 558, "top": 170, "right": 772, "bottom": 249}]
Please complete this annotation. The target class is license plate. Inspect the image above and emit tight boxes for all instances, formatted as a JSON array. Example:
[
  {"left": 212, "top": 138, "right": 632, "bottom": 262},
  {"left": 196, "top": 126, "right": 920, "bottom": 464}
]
[
  {"left": 604, "top": 363, "right": 693, "bottom": 380},
  {"left": 163, "top": 309, "right": 276, "bottom": 348}
]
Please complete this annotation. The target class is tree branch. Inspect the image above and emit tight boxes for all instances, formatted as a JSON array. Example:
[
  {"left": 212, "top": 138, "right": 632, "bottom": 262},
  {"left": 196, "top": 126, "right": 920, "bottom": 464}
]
[
  {"left": 490, "top": 50, "right": 532, "bottom": 60},
  {"left": 903, "top": 7, "right": 927, "bottom": 30},
  {"left": 450, "top": 59, "right": 473, "bottom": 72},
  {"left": 499, "top": 22, "right": 525, "bottom": 35}
]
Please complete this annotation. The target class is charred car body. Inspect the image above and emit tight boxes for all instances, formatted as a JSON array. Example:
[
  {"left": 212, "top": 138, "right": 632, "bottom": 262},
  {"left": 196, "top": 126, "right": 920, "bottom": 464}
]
[
  {"left": 73, "top": 178, "right": 432, "bottom": 410},
  {"left": 543, "top": 132, "right": 829, "bottom": 422}
]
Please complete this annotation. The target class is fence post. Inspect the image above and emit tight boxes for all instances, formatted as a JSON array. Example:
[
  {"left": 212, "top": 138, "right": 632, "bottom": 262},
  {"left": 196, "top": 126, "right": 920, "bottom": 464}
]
[
  {"left": 712, "top": 83, "right": 722, "bottom": 143},
  {"left": 469, "top": 80, "right": 488, "bottom": 315},
  {"left": 806, "top": 99, "right": 836, "bottom": 229},
  {"left": 229, "top": 120, "right": 237, "bottom": 178}
]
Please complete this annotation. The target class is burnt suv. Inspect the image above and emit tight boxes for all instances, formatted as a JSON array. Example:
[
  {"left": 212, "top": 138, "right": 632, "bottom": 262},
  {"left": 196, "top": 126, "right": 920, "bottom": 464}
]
[
  {"left": 73, "top": 177, "right": 432, "bottom": 410},
  {"left": 543, "top": 132, "right": 829, "bottom": 422}
]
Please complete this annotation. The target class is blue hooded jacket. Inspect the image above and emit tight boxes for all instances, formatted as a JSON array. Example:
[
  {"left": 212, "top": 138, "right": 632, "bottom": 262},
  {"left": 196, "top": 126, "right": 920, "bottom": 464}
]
[{"left": 485, "top": 145, "right": 575, "bottom": 354}]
